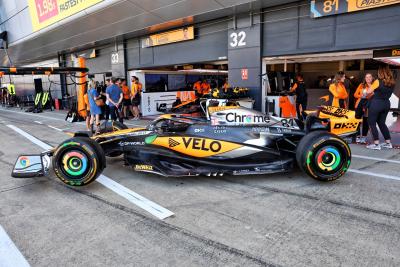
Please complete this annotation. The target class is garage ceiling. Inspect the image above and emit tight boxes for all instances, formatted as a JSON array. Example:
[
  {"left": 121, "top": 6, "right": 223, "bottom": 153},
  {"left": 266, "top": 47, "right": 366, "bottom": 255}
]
[{"left": 0, "top": 0, "right": 296, "bottom": 65}]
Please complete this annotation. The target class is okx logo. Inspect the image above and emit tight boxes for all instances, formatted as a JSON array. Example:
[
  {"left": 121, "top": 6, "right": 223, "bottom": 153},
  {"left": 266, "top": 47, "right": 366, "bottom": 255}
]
[{"left": 169, "top": 138, "right": 180, "bottom": 148}]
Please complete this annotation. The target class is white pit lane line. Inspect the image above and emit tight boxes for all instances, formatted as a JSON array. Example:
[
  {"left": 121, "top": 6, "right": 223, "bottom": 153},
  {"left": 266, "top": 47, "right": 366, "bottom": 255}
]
[
  {"left": 349, "top": 154, "right": 400, "bottom": 181},
  {"left": 352, "top": 154, "right": 400, "bottom": 164},
  {"left": 47, "top": 125, "right": 64, "bottom": 132},
  {"left": 0, "top": 108, "right": 144, "bottom": 128},
  {"left": 348, "top": 169, "right": 400, "bottom": 182},
  {"left": 0, "top": 225, "right": 30, "bottom": 267},
  {"left": 6, "top": 124, "right": 174, "bottom": 220}
]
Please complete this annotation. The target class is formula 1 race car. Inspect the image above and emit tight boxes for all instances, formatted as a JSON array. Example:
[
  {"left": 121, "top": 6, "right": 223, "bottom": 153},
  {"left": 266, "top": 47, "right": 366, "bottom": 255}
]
[{"left": 12, "top": 101, "right": 360, "bottom": 186}]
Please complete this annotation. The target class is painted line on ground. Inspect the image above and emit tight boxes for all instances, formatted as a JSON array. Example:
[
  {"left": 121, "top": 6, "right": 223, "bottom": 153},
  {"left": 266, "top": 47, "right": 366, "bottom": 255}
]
[
  {"left": 0, "top": 225, "right": 30, "bottom": 267},
  {"left": 0, "top": 107, "right": 144, "bottom": 127},
  {"left": 6, "top": 124, "right": 174, "bottom": 220},
  {"left": 96, "top": 176, "right": 174, "bottom": 220},
  {"left": 0, "top": 107, "right": 73, "bottom": 122},
  {"left": 47, "top": 125, "right": 64, "bottom": 132},
  {"left": 348, "top": 169, "right": 400, "bottom": 182},
  {"left": 7, "top": 125, "right": 52, "bottom": 150},
  {"left": 352, "top": 154, "right": 400, "bottom": 164},
  {"left": 34, "top": 121, "right": 43, "bottom": 124}
]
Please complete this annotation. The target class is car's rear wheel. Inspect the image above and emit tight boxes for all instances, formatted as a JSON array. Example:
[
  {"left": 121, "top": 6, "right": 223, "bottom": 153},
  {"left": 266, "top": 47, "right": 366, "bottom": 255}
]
[
  {"left": 52, "top": 137, "right": 105, "bottom": 186},
  {"left": 296, "top": 131, "right": 351, "bottom": 181}
]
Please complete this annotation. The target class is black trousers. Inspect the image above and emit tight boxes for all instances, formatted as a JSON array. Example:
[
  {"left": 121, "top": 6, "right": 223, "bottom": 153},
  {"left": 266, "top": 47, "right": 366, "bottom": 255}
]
[
  {"left": 109, "top": 106, "right": 123, "bottom": 123},
  {"left": 368, "top": 99, "right": 391, "bottom": 141},
  {"left": 359, "top": 116, "right": 369, "bottom": 137},
  {"left": 338, "top": 99, "right": 345, "bottom": 109},
  {"left": 104, "top": 105, "right": 110, "bottom": 120},
  {"left": 296, "top": 101, "right": 307, "bottom": 120},
  {"left": 355, "top": 99, "right": 369, "bottom": 136}
]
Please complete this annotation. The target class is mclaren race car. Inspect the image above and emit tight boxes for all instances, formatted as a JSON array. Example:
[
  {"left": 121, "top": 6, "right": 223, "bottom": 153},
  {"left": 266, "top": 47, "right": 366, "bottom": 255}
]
[{"left": 12, "top": 102, "right": 360, "bottom": 186}]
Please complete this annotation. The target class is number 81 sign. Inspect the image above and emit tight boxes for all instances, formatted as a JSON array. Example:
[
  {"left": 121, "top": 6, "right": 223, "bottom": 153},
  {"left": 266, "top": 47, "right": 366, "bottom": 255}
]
[{"left": 311, "top": 0, "right": 400, "bottom": 18}]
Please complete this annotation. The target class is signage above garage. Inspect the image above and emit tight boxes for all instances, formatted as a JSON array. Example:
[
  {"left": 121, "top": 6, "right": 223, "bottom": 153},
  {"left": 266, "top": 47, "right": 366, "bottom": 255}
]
[
  {"left": 28, "top": 0, "right": 104, "bottom": 31},
  {"left": 141, "top": 26, "right": 194, "bottom": 48},
  {"left": 311, "top": 0, "right": 400, "bottom": 18}
]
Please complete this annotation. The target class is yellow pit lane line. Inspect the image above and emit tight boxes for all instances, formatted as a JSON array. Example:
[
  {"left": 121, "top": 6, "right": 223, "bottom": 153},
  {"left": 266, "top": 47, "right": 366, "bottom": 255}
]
[{"left": 6, "top": 124, "right": 174, "bottom": 220}]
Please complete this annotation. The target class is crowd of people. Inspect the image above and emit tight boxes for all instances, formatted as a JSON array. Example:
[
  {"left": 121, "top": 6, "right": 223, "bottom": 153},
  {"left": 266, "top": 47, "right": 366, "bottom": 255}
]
[
  {"left": 84, "top": 76, "right": 142, "bottom": 134},
  {"left": 290, "top": 65, "right": 397, "bottom": 150}
]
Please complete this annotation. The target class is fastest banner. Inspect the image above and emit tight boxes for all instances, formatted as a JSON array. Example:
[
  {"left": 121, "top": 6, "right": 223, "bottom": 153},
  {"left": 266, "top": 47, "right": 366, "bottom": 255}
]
[{"left": 28, "top": 0, "right": 104, "bottom": 31}]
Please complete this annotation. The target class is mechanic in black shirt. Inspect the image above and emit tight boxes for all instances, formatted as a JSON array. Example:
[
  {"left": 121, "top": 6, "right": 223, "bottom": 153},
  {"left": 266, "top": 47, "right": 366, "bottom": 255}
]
[
  {"left": 366, "top": 65, "right": 396, "bottom": 150},
  {"left": 290, "top": 73, "right": 308, "bottom": 120}
]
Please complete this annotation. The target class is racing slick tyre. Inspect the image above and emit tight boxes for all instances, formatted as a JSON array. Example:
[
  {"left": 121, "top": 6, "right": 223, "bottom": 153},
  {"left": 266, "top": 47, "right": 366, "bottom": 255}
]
[
  {"left": 296, "top": 131, "right": 351, "bottom": 181},
  {"left": 52, "top": 137, "right": 105, "bottom": 186},
  {"left": 107, "top": 121, "right": 128, "bottom": 157}
]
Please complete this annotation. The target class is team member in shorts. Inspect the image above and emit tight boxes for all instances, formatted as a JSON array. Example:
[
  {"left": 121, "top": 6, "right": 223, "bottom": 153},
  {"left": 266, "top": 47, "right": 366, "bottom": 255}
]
[
  {"left": 131, "top": 76, "right": 142, "bottom": 120},
  {"left": 120, "top": 79, "right": 132, "bottom": 119}
]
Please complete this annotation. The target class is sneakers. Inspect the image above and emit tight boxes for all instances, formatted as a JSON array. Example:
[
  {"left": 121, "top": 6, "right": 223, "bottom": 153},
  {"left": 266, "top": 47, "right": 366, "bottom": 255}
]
[
  {"left": 381, "top": 142, "right": 393, "bottom": 149},
  {"left": 356, "top": 136, "right": 367, "bottom": 144},
  {"left": 366, "top": 144, "right": 381, "bottom": 150}
]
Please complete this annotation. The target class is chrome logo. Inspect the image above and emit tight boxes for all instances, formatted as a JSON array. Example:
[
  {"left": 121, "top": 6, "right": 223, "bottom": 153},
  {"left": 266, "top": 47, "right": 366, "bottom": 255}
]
[
  {"left": 19, "top": 156, "right": 30, "bottom": 167},
  {"left": 62, "top": 151, "right": 88, "bottom": 177}
]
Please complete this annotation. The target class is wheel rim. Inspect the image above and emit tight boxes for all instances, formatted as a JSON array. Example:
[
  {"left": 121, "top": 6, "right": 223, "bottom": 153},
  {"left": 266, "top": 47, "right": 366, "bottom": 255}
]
[
  {"left": 60, "top": 150, "right": 90, "bottom": 179},
  {"left": 315, "top": 146, "right": 341, "bottom": 172}
]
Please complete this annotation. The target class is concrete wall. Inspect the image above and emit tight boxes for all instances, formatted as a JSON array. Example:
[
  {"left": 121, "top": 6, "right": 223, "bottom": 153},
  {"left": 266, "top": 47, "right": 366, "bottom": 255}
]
[{"left": 126, "top": 19, "right": 229, "bottom": 69}]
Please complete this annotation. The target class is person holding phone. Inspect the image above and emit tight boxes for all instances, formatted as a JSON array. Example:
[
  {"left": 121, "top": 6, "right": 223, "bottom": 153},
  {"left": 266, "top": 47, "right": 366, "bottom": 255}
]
[{"left": 354, "top": 73, "right": 374, "bottom": 144}]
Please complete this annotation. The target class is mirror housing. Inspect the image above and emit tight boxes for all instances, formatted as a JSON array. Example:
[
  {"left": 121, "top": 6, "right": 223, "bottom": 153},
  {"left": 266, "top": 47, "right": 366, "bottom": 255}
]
[{"left": 11, "top": 154, "right": 50, "bottom": 178}]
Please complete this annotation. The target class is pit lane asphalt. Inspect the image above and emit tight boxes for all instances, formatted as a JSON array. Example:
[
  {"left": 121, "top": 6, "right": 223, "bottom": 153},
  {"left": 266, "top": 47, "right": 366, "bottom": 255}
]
[{"left": 0, "top": 108, "right": 399, "bottom": 267}]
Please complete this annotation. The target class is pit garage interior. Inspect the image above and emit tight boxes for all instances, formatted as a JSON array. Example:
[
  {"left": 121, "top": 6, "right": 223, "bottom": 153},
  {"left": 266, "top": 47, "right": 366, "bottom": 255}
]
[{"left": 262, "top": 50, "right": 400, "bottom": 144}]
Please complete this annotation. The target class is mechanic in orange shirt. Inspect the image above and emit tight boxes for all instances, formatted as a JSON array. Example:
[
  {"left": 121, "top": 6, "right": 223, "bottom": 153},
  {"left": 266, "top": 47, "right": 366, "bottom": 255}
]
[
  {"left": 222, "top": 78, "right": 230, "bottom": 92},
  {"left": 131, "top": 76, "right": 142, "bottom": 120},
  {"left": 329, "top": 71, "right": 348, "bottom": 108},
  {"left": 200, "top": 79, "right": 211, "bottom": 95},
  {"left": 120, "top": 79, "right": 132, "bottom": 119},
  {"left": 193, "top": 79, "right": 202, "bottom": 96},
  {"left": 279, "top": 95, "right": 296, "bottom": 118},
  {"left": 83, "top": 89, "right": 91, "bottom": 131}
]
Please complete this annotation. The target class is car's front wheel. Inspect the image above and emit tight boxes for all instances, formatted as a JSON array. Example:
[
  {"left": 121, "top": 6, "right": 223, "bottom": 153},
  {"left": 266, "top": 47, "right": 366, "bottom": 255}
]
[
  {"left": 52, "top": 137, "right": 105, "bottom": 186},
  {"left": 296, "top": 131, "right": 351, "bottom": 181}
]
